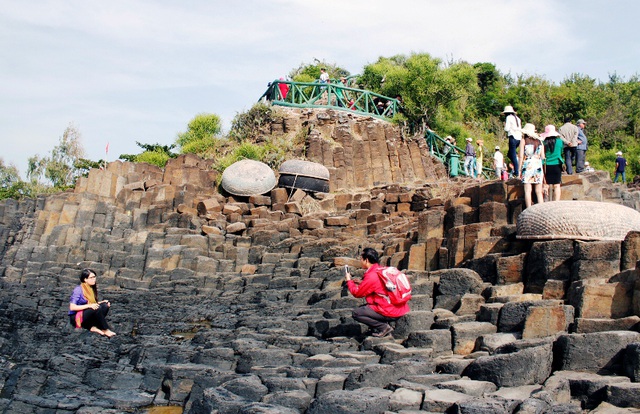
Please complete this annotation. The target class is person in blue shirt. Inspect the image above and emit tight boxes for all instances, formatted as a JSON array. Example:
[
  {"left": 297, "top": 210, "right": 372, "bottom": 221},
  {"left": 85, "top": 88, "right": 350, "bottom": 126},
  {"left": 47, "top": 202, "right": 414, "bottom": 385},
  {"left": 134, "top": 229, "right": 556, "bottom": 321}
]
[
  {"left": 576, "top": 119, "right": 588, "bottom": 173},
  {"left": 464, "top": 137, "right": 476, "bottom": 177},
  {"left": 614, "top": 151, "right": 627, "bottom": 183}
]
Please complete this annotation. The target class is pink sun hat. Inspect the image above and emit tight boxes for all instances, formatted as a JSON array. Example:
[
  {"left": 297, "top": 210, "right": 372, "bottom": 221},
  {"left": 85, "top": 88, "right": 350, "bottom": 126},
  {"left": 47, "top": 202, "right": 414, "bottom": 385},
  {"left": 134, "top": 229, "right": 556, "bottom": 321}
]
[{"left": 540, "top": 125, "right": 560, "bottom": 139}]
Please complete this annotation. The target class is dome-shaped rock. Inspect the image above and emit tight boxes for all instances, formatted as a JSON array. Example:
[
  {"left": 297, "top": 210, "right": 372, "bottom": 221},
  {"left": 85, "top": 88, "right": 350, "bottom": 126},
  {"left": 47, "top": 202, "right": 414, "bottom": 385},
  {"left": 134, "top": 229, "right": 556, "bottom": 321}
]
[
  {"left": 221, "top": 159, "right": 276, "bottom": 196},
  {"left": 516, "top": 200, "right": 640, "bottom": 241},
  {"left": 278, "top": 159, "right": 330, "bottom": 193}
]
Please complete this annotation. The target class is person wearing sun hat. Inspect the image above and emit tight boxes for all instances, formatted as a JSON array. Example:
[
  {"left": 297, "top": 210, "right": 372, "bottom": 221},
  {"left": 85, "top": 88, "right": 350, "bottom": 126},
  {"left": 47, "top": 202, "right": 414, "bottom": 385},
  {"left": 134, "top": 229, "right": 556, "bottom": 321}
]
[
  {"left": 541, "top": 124, "right": 564, "bottom": 201},
  {"left": 464, "top": 137, "right": 476, "bottom": 177},
  {"left": 518, "top": 123, "right": 545, "bottom": 208},
  {"left": 502, "top": 105, "right": 522, "bottom": 179},
  {"left": 614, "top": 151, "right": 627, "bottom": 183}
]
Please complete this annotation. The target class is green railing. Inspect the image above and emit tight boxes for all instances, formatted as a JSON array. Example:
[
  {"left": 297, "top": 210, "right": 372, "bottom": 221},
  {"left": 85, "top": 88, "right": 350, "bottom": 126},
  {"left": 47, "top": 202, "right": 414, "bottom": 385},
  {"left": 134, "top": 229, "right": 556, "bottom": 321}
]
[
  {"left": 425, "top": 130, "right": 494, "bottom": 179},
  {"left": 259, "top": 79, "right": 400, "bottom": 120}
]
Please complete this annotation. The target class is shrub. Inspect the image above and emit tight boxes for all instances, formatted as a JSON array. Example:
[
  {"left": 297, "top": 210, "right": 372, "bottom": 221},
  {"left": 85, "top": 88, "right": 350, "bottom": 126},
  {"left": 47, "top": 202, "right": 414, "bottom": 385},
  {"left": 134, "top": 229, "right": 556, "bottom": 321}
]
[
  {"left": 136, "top": 150, "right": 171, "bottom": 168},
  {"left": 229, "top": 103, "right": 283, "bottom": 143},
  {"left": 176, "top": 113, "right": 223, "bottom": 156},
  {"left": 213, "top": 142, "right": 266, "bottom": 173}
]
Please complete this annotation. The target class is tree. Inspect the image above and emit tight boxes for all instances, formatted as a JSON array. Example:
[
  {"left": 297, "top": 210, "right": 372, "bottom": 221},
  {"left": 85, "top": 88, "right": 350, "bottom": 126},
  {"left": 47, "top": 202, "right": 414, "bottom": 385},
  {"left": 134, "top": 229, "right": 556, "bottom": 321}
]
[
  {"left": 472, "top": 62, "right": 505, "bottom": 118},
  {"left": 288, "top": 60, "right": 350, "bottom": 83},
  {"left": 176, "top": 113, "right": 223, "bottom": 156},
  {"left": 27, "top": 123, "right": 86, "bottom": 188},
  {"left": 0, "top": 158, "right": 20, "bottom": 189},
  {"left": 119, "top": 141, "right": 177, "bottom": 168},
  {"left": 360, "top": 53, "right": 479, "bottom": 131}
]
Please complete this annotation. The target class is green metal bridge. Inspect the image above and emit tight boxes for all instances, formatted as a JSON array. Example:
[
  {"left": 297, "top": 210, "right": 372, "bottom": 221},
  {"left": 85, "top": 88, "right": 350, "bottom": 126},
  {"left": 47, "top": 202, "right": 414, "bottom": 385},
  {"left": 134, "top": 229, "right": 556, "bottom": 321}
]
[
  {"left": 259, "top": 79, "right": 400, "bottom": 120},
  {"left": 260, "top": 79, "right": 494, "bottom": 179},
  {"left": 424, "top": 130, "right": 495, "bottom": 179}
]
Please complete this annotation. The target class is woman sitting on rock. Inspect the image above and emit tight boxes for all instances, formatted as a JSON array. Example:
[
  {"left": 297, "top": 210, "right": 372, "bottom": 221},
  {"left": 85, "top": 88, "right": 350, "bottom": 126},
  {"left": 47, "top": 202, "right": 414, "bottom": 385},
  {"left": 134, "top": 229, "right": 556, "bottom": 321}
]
[{"left": 69, "top": 269, "right": 116, "bottom": 337}]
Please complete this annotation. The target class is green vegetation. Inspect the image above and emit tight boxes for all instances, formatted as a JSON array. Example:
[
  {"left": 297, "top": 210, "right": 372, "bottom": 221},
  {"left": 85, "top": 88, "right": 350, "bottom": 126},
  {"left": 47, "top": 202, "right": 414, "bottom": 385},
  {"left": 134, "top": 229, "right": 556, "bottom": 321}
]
[
  {"left": 358, "top": 53, "right": 639, "bottom": 179},
  {"left": 229, "top": 103, "right": 282, "bottom": 143},
  {"left": 288, "top": 60, "right": 350, "bottom": 83},
  {"left": 27, "top": 124, "right": 86, "bottom": 189},
  {"left": 119, "top": 142, "right": 177, "bottom": 168},
  {"left": 176, "top": 113, "right": 223, "bottom": 156},
  {"left": 3, "top": 55, "right": 639, "bottom": 201}
]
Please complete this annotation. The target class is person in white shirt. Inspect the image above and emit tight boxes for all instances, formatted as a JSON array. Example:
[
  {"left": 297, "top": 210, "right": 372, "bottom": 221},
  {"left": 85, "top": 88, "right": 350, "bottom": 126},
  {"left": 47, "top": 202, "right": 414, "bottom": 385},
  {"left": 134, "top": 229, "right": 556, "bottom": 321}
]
[
  {"left": 493, "top": 146, "right": 504, "bottom": 180},
  {"left": 502, "top": 105, "right": 522, "bottom": 177},
  {"left": 319, "top": 68, "right": 329, "bottom": 83}
]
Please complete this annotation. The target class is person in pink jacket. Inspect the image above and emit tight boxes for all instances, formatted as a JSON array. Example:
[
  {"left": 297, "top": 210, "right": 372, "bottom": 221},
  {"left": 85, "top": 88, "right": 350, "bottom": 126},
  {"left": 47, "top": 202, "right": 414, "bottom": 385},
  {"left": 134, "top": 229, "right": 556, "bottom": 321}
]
[{"left": 345, "top": 248, "right": 410, "bottom": 338}]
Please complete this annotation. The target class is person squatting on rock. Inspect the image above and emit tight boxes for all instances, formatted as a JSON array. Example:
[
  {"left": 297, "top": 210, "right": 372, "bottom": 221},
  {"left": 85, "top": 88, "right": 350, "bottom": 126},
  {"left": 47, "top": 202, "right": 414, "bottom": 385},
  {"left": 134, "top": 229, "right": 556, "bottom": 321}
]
[
  {"left": 541, "top": 124, "right": 564, "bottom": 201},
  {"left": 518, "top": 123, "right": 545, "bottom": 208},
  {"left": 69, "top": 269, "right": 116, "bottom": 337},
  {"left": 345, "top": 248, "right": 409, "bottom": 338},
  {"left": 464, "top": 137, "right": 476, "bottom": 177},
  {"left": 502, "top": 105, "right": 522, "bottom": 177}
]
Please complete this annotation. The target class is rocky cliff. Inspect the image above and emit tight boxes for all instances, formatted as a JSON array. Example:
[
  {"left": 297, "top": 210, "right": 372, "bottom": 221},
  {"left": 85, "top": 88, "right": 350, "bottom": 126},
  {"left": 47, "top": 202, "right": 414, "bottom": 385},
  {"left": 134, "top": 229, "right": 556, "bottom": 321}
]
[{"left": 1, "top": 109, "right": 640, "bottom": 413}]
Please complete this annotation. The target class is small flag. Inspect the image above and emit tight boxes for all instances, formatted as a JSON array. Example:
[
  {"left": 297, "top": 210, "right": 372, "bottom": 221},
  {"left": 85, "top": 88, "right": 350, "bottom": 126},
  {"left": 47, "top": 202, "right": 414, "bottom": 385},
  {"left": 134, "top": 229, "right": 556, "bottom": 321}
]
[{"left": 105, "top": 142, "right": 110, "bottom": 155}]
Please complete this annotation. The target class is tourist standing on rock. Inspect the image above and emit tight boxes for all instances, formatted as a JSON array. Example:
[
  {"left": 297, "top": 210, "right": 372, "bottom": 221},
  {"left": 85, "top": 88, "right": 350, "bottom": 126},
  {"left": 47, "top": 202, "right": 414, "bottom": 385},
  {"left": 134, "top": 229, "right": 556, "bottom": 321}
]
[
  {"left": 335, "top": 77, "right": 349, "bottom": 107},
  {"left": 576, "top": 119, "right": 588, "bottom": 173},
  {"left": 558, "top": 116, "right": 579, "bottom": 174},
  {"left": 464, "top": 137, "right": 476, "bottom": 177},
  {"left": 502, "top": 105, "right": 522, "bottom": 177},
  {"left": 69, "top": 269, "right": 116, "bottom": 337},
  {"left": 541, "top": 125, "right": 564, "bottom": 201},
  {"left": 277, "top": 77, "right": 289, "bottom": 100},
  {"left": 519, "top": 123, "right": 545, "bottom": 208},
  {"left": 614, "top": 151, "right": 627, "bottom": 183},
  {"left": 476, "top": 139, "right": 485, "bottom": 178},
  {"left": 493, "top": 146, "right": 504, "bottom": 180},
  {"left": 443, "top": 136, "right": 454, "bottom": 157},
  {"left": 345, "top": 248, "right": 409, "bottom": 338},
  {"left": 319, "top": 67, "right": 329, "bottom": 84}
]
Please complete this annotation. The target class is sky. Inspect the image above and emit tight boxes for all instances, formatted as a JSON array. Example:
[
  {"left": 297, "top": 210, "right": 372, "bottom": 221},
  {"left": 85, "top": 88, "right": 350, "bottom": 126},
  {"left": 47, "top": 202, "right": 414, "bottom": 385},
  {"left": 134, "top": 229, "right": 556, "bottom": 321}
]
[{"left": 1, "top": 0, "right": 639, "bottom": 178}]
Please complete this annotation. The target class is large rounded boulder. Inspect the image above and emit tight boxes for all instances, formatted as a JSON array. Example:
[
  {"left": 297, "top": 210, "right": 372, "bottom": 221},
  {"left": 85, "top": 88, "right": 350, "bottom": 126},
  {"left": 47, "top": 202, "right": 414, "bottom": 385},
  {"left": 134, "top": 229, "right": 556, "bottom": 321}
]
[
  {"left": 517, "top": 200, "right": 640, "bottom": 241},
  {"left": 221, "top": 159, "right": 276, "bottom": 196}
]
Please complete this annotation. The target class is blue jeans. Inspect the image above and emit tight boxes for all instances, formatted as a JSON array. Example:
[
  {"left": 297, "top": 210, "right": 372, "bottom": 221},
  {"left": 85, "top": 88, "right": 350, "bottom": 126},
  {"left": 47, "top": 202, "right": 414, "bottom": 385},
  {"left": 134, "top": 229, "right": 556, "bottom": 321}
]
[
  {"left": 464, "top": 156, "right": 475, "bottom": 177},
  {"left": 576, "top": 149, "right": 586, "bottom": 173},
  {"left": 564, "top": 147, "right": 576, "bottom": 174},
  {"left": 614, "top": 171, "right": 626, "bottom": 183},
  {"left": 508, "top": 136, "right": 519, "bottom": 174}
]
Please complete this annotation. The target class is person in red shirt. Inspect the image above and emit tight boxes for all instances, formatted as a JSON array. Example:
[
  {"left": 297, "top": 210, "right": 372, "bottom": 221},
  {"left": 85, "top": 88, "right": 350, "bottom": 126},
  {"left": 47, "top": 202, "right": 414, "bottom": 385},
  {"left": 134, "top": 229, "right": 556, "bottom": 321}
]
[{"left": 345, "top": 247, "right": 410, "bottom": 338}]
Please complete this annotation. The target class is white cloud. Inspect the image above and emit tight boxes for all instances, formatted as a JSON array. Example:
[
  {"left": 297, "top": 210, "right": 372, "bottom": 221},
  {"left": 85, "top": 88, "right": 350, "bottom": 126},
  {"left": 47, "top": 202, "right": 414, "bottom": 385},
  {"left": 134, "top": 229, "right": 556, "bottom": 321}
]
[{"left": 0, "top": 0, "right": 638, "bottom": 177}]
